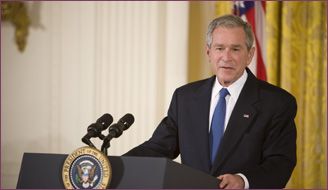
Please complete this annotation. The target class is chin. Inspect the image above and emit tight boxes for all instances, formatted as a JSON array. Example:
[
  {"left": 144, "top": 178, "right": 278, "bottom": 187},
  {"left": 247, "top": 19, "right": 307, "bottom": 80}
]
[
  {"left": 217, "top": 77, "right": 233, "bottom": 86},
  {"left": 218, "top": 73, "right": 233, "bottom": 81},
  {"left": 222, "top": 80, "right": 233, "bottom": 86}
]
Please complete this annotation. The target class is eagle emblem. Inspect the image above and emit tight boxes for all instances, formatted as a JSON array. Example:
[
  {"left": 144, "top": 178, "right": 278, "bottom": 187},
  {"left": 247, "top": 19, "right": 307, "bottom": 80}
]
[
  {"left": 62, "top": 146, "right": 112, "bottom": 189},
  {"left": 76, "top": 160, "right": 99, "bottom": 188}
]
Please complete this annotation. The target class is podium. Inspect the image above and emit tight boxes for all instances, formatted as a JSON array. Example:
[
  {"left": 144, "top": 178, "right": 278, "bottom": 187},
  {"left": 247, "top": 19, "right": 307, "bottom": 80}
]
[{"left": 17, "top": 153, "right": 219, "bottom": 189}]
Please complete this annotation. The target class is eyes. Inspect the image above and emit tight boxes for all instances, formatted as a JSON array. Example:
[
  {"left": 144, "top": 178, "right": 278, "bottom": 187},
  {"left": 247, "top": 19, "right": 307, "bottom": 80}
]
[
  {"left": 215, "top": 47, "right": 224, "bottom": 51},
  {"left": 214, "top": 46, "right": 241, "bottom": 52}
]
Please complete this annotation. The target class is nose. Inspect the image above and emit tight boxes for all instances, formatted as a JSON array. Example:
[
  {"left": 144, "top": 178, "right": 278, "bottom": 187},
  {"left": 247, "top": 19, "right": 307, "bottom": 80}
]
[{"left": 222, "top": 49, "right": 232, "bottom": 62}]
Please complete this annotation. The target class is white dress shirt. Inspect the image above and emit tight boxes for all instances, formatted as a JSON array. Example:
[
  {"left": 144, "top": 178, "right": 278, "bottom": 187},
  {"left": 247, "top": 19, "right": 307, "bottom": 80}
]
[{"left": 208, "top": 70, "right": 250, "bottom": 189}]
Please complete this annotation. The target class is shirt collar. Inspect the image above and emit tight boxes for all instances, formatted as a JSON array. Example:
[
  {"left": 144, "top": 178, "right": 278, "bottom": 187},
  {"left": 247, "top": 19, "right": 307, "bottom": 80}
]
[{"left": 211, "top": 70, "right": 248, "bottom": 100}]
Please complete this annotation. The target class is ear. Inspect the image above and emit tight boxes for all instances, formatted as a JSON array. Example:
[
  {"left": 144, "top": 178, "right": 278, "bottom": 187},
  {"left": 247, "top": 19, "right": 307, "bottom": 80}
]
[
  {"left": 206, "top": 45, "right": 210, "bottom": 56},
  {"left": 247, "top": 47, "right": 255, "bottom": 65}
]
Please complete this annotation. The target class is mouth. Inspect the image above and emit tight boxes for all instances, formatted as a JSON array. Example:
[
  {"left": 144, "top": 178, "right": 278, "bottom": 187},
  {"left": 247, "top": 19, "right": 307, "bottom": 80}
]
[{"left": 219, "top": 66, "right": 234, "bottom": 70}]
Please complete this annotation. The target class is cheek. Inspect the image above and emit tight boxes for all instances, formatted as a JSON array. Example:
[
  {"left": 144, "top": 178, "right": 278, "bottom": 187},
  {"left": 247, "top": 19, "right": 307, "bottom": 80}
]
[
  {"left": 209, "top": 53, "right": 221, "bottom": 63},
  {"left": 233, "top": 54, "right": 248, "bottom": 66}
]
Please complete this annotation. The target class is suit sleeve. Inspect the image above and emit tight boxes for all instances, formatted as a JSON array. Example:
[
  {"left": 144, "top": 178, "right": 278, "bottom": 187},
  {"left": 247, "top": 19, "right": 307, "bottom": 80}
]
[
  {"left": 241, "top": 95, "right": 297, "bottom": 188},
  {"left": 123, "top": 89, "right": 180, "bottom": 159}
]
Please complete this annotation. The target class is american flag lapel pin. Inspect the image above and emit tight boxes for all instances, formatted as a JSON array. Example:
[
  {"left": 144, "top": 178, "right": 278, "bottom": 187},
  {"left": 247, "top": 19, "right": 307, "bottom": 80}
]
[{"left": 243, "top": 114, "right": 250, "bottom": 118}]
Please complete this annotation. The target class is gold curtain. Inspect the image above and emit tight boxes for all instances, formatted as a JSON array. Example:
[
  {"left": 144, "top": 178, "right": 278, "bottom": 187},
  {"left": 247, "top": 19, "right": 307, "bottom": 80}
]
[
  {"left": 266, "top": 1, "right": 327, "bottom": 188},
  {"left": 210, "top": 1, "right": 327, "bottom": 188}
]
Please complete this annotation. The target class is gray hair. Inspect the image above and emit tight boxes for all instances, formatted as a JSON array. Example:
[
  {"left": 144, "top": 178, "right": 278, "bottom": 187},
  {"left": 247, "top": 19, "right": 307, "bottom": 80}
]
[{"left": 206, "top": 14, "right": 254, "bottom": 51}]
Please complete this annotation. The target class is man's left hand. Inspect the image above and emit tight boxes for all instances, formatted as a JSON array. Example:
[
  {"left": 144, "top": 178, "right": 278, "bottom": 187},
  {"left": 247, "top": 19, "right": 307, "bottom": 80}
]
[{"left": 217, "top": 174, "right": 245, "bottom": 189}]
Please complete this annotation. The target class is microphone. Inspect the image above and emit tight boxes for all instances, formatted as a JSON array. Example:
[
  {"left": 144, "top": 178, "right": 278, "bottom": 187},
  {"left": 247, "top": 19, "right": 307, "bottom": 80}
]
[
  {"left": 96, "top": 114, "right": 114, "bottom": 140},
  {"left": 101, "top": 113, "right": 135, "bottom": 153},
  {"left": 108, "top": 113, "right": 134, "bottom": 138},
  {"left": 82, "top": 113, "right": 113, "bottom": 148}
]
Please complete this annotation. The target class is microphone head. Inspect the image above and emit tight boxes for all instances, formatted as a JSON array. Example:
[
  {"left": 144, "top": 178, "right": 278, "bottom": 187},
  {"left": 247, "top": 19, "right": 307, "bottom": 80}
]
[
  {"left": 108, "top": 124, "right": 123, "bottom": 138},
  {"left": 96, "top": 113, "right": 113, "bottom": 130},
  {"left": 86, "top": 123, "right": 102, "bottom": 137},
  {"left": 118, "top": 113, "right": 135, "bottom": 130}
]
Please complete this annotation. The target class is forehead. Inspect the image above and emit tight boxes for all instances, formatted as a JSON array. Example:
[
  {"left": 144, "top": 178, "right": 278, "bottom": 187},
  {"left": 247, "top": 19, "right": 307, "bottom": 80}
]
[{"left": 211, "top": 26, "right": 247, "bottom": 46}]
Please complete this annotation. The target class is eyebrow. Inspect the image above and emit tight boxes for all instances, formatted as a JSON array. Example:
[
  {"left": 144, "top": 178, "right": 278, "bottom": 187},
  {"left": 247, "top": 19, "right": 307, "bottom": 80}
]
[{"left": 213, "top": 44, "right": 243, "bottom": 48}]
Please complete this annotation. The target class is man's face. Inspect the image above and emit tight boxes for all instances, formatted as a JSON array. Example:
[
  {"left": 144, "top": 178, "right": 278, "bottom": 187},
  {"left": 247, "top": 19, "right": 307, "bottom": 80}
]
[{"left": 207, "top": 26, "right": 255, "bottom": 87}]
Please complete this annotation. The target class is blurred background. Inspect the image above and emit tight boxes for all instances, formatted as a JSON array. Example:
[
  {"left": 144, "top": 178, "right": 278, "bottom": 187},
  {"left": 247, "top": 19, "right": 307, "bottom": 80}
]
[{"left": 1, "top": 1, "right": 326, "bottom": 189}]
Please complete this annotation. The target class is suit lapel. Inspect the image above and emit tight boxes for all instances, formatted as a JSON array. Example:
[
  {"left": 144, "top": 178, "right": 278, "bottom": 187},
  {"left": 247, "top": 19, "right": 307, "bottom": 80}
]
[
  {"left": 210, "top": 70, "right": 259, "bottom": 175},
  {"left": 191, "top": 76, "right": 216, "bottom": 173}
]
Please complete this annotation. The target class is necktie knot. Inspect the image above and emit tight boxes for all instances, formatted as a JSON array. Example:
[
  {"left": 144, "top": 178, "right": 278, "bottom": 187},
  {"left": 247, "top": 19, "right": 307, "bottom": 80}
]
[{"left": 219, "top": 88, "right": 229, "bottom": 99}]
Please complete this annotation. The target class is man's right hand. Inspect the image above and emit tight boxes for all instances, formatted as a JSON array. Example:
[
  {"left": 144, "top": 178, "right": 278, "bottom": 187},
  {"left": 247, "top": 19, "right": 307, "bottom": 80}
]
[{"left": 217, "top": 174, "right": 245, "bottom": 189}]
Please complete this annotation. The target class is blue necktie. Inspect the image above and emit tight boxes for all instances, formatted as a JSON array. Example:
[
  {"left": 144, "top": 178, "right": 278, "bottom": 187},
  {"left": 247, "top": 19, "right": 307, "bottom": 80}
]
[{"left": 209, "top": 88, "right": 229, "bottom": 164}]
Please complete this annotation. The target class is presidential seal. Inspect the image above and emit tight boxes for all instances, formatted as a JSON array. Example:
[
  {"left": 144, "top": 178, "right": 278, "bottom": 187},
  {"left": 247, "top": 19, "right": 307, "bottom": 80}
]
[{"left": 62, "top": 146, "right": 112, "bottom": 189}]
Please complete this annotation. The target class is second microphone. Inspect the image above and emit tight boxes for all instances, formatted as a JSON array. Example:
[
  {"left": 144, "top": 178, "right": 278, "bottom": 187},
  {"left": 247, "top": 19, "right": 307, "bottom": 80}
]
[{"left": 101, "top": 113, "right": 135, "bottom": 153}]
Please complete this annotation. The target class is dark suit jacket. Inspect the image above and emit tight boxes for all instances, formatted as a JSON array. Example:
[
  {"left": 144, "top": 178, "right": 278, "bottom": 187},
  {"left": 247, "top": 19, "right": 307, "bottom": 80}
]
[{"left": 125, "top": 68, "right": 297, "bottom": 188}]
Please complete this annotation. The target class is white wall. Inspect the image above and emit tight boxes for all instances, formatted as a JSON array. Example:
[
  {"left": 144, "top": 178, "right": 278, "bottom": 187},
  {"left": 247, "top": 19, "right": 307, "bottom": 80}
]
[{"left": 1, "top": 1, "right": 189, "bottom": 188}]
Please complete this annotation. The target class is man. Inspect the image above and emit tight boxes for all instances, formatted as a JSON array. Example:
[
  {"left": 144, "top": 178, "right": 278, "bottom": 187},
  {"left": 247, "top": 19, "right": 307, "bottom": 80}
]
[{"left": 124, "top": 14, "right": 297, "bottom": 189}]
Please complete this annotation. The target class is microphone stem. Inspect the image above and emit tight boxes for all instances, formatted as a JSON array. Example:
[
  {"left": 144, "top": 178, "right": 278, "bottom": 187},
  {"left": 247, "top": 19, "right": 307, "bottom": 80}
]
[
  {"left": 101, "top": 134, "right": 114, "bottom": 154},
  {"left": 82, "top": 137, "right": 96, "bottom": 148},
  {"left": 103, "top": 148, "right": 108, "bottom": 155}
]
